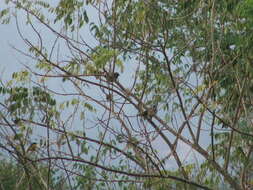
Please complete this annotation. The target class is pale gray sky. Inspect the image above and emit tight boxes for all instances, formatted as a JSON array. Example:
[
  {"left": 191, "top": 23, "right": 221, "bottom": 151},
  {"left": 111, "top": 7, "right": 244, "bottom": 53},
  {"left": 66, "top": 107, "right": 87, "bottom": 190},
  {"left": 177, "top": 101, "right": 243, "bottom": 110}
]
[{"left": 0, "top": 1, "right": 211, "bottom": 170}]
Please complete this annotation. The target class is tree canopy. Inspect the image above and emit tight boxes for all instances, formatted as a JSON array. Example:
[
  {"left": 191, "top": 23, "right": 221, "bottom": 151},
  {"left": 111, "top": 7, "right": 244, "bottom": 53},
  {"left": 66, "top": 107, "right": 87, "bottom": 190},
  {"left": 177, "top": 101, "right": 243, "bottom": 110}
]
[{"left": 0, "top": 0, "right": 253, "bottom": 189}]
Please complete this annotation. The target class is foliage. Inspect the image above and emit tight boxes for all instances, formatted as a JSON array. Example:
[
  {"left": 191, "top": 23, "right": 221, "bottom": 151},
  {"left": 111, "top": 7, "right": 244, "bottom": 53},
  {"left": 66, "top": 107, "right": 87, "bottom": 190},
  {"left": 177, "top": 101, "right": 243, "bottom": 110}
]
[
  {"left": 0, "top": 0, "right": 253, "bottom": 190},
  {"left": 0, "top": 158, "right": 68, "bottom": 190}
]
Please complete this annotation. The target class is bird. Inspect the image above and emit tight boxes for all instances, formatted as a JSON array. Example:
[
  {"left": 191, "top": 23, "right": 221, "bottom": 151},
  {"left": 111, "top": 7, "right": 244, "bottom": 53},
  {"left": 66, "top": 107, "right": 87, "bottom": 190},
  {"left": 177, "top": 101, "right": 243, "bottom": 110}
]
[
  {"left": 106, "top": 72, "right": 119, "bottom": 82},
  {"left": 26, "top": 143, "right": 37, "bottom": 152},
  {"left": 139, "top": 105, "right": 157, "bottom": 119}
]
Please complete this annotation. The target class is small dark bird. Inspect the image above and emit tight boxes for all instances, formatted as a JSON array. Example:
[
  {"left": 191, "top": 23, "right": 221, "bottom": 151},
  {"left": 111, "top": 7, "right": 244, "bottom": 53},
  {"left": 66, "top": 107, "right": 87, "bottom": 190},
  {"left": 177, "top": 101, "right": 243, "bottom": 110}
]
[
  {"left": 106, "top": 94, "right": 113, "bottom": 101},
  {"left": 106, "top": 72, "right": 119, "bottom": 82},
  {"left": 139, "top": 105, "right": 157, "bottom": 119},
  {"left": 13, "top": 118, "right": 21, "bottom": 124},
  {"left": 26, "top": 143, "right": 37, "bottom": 152}
]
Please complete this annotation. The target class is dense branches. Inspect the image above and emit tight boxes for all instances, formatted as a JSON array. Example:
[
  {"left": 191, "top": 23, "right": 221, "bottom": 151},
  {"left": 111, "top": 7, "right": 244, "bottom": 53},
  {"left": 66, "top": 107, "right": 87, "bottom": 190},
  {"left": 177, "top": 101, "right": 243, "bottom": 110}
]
[{"left": 0, "top": 0, "right": 253, "bottom": 190}]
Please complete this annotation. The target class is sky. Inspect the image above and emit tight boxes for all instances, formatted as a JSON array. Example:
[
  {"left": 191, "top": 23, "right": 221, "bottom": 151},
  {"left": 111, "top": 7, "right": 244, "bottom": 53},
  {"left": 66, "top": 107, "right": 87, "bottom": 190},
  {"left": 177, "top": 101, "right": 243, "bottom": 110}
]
[
  {"left": 0, "top": 15, "right": 24, "bottom": 79},
  {"left": 0, "top": 1, "right": 209, "bottom": 171}
]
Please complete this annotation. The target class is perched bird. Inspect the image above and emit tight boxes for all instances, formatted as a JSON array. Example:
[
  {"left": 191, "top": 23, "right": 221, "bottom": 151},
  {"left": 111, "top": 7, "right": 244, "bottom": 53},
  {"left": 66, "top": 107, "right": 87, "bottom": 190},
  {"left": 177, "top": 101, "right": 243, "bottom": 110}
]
[
  {"left": 26, "top": 142, "right": 37, "bottom": 152},
  {"left": 105, "top": 72, "right": 119, "bottom": 82},
  {"left": 139, "top": 105, "right": 157, "bottom": 119},
  {"left": 13, "top": 118, "right": 21, "bottom": 124},
  {"left": 106, "top": 94, "right": 113, "bottom": 101}
]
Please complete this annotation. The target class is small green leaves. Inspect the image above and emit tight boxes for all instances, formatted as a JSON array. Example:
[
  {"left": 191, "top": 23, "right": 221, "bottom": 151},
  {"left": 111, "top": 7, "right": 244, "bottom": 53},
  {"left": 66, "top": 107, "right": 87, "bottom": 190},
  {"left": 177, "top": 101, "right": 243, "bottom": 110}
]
[
  {"left": 92, "top": 47, "right": 118, "bottom": 69},
  {"left": 33, "top": 87, "right": 56, "bottom": 106},
  {"left": 12, "top": 70, "right": 30, "bottom": 82},
  {"left": 0, "top": 86, "right": 8, "bottom": 95},
  {"left": 54, "top": 0, "right": 87, "bottom": 30},
  {"left": 0, "top": 8, "right": 10, "bottom": 24},
  {"left": 83, "top": 102, "right": 95, "bottom": 112}
]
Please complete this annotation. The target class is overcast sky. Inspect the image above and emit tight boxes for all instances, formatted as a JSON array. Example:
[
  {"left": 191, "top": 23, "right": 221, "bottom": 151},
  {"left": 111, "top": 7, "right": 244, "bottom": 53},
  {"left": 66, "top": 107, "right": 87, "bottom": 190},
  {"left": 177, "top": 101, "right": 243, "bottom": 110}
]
[{"left": 0, "top": 1, "right": 210, "bottom": 169}]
